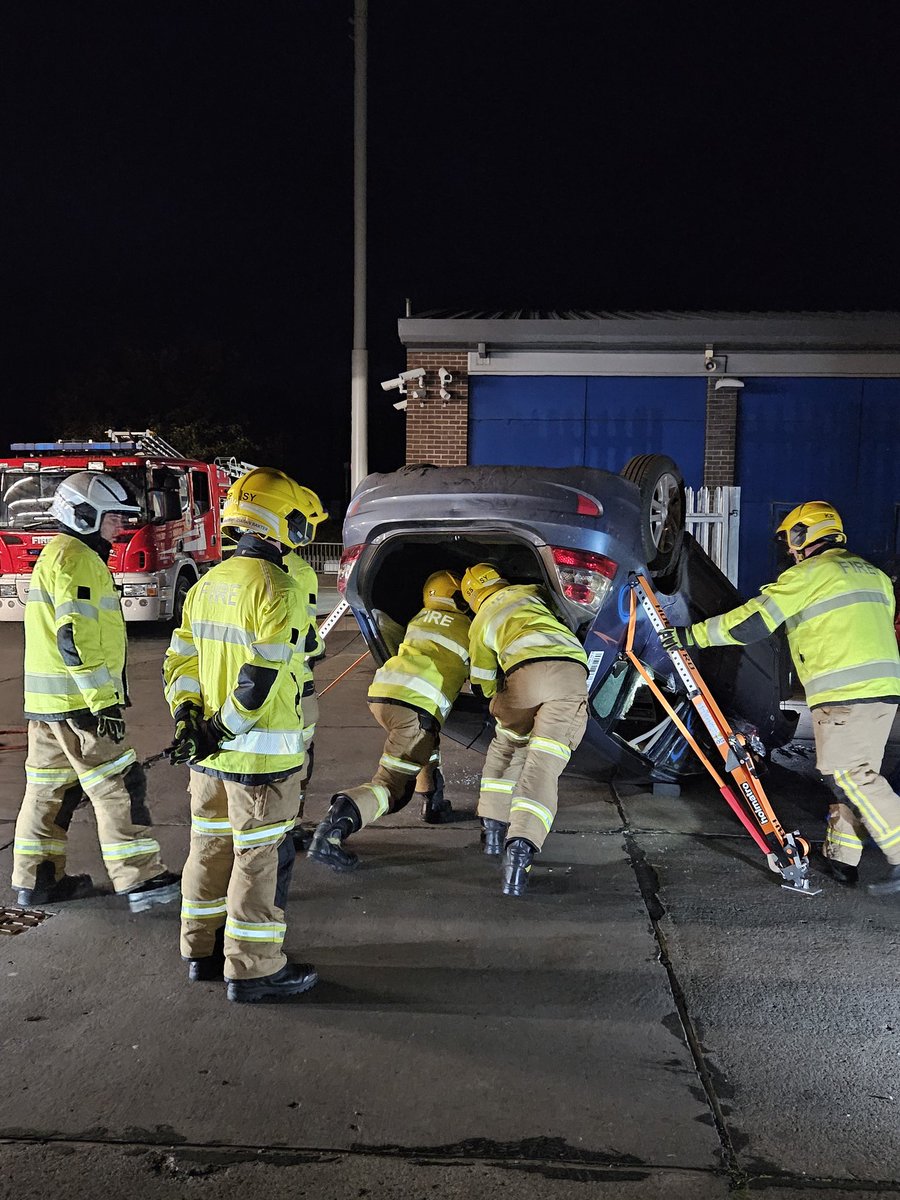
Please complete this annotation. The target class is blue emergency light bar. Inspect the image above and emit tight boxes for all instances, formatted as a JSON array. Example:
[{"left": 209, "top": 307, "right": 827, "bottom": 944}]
[{"left": 10, "top": 441, "right": 137, "bottom": 454}]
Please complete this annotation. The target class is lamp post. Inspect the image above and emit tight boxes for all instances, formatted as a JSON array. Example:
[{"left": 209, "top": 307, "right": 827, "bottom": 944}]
[{"left": 350, "top": 0, "right": 368, "bottom": 492}]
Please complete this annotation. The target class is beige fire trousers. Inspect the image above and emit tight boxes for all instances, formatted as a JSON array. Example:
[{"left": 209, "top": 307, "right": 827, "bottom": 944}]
[
  {"left": 814, "top": 701, "right": 900, "bottom": 867},
  {"left": 12, "top": 718, "right": 166, "bottom": 893},
  {"left": 342, "top": 702, "right": 439, "bottom": 828},
  {"left": 181, "top": 769, "right": 304, "bottom": 980},
  {"left": 477, "top": 660, "right": 588, "bottom": 850}
]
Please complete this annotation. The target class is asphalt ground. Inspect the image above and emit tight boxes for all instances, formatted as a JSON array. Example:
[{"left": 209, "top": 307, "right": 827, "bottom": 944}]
[{"left": 1, "top": 616, "right": 900, "bottom": 1200}]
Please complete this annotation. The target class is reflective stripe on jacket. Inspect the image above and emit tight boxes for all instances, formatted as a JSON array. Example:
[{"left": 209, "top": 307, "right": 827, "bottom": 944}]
[
  {"left": 24, "top": 534, "right": 126, "bottom": 719},
  {"left": 368, "top": 607, "right": 471, "bottom": 722},
  {"left": 162, "top": 554, "right": 305, "bottom": 781},
  {"left": 468, "top": 584, "right": 587, "bottom": 699},
  {"left": 690, "top": 548, "right": 900, "bottom": 709}
]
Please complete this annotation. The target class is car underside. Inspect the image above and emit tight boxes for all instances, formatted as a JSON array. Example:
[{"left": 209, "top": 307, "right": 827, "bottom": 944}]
[{"left": 341, "top": 461, "right": 798, "bottom": 783}]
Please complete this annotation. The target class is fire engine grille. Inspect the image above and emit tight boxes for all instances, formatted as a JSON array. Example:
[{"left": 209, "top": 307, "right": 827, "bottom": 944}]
[{"left": 0, "top": 906, "right": 53, "bottom": 936}]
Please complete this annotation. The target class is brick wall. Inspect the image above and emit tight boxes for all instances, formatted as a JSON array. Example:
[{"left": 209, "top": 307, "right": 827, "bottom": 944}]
[
  {"left": 403, "top": 350, "right": 469, "bottom": 466},
  {"left": 704, "top": 378, "right": 739, "bottom": 487}
]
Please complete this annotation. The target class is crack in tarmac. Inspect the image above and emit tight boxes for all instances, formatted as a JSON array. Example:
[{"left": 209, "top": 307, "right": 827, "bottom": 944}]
[
  {"left": 611, "top": 781, "right": 749, "bottom": 1193},
  {"left": 2, "top": 1132, "right": 900, "bottom": 1191}
]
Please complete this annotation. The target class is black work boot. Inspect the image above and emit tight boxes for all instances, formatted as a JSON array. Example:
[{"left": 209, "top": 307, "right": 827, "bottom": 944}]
[
  {"left": 480, "top": 818, "right": 509, "bottom": 857},
  {"left": 501, "top": 838, "right": 536, "bottom": 897},
  {"left": 186, "top": 925, "right": 226, "bottom": 983},
  {"left": 16, "top": 861, "right": 94, "bottom": 906},
  {"left": 420, "top": 771, "right": 452, "bottom": 824},
  {"left": 307, "top": 795, "right": 362, "bottom": 872},
  {"left": 868, "top": 864, "right": 900, "bottom": 896},
  {"left": 124, "top": 871, "right": 181, "bottom": 913},
  {"left": 226, "top": 961, "right": 319, "bottom": 1004},
  {"left": 821, "top": 858, "right": 859, "bottom": 887}
]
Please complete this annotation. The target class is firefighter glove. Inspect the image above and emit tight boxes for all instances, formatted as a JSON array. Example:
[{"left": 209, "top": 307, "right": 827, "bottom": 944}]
[
  {"left": 660, "top": 626, "right": 695, "bottom": 654},
  {"left": 169, "top": 706, "right": 230, "bottom": 765},
  {"left": 96, "top": 705, "right": 126, "bottom": 743}
]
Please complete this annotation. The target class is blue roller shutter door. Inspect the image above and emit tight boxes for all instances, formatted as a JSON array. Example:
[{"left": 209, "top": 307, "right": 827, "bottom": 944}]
[
  {"left": 735, "top": 378, "right": 900, "bottom": 595},
  {"left": 469, "top": 376, "right": 705, "bottom": 480}
]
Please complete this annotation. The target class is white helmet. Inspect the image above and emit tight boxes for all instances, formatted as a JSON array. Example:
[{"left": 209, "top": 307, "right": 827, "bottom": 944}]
[{"left": 50, "top": 471, "right": 141, "bottom": 535}]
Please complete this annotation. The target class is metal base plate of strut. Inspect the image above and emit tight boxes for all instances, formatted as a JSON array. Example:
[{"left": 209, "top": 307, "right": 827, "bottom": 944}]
[{"left": 767, "top": 832, "right": 821, "bottom": 895}]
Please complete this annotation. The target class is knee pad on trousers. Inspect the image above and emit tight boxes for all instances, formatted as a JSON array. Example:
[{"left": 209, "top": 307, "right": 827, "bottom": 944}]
[
  {"left": 389, "top": 777, "right": 418, "bottom": 815},
  {"left": 55, "top": 783, "right": 85, "bottom": 832},
  {"left": 301, "top": 742, "right": 315, "bottom": 789},
  {"left": 275, "top": 831, "right": 297, "bottom": 910},
  {"left": 123, "top": 762, "right": 152, "bottom": 826}
]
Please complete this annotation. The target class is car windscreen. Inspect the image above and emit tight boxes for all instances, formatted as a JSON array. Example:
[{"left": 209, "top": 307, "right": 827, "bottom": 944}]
[{"left": 0, "top": 468, "right": 147, "bottom": 530}]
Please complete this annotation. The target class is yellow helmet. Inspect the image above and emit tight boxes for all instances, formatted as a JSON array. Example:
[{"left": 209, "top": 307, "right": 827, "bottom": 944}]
[
  {"left": 221, "top": 467, "right": 328, "bottom": 548},
  {"left": 461, "top": 563, "right": 508, "bottom": 612},
  {"left": 422, "top": 570, "right": 464, "bottom": 612},
  {"left": 775, "top": 501, "right": 845, "bottom": 552}
]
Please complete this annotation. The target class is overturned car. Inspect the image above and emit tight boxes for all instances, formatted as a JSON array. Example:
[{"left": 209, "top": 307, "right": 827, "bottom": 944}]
[{"left": 338, "top": 457, "right": 797, "bottom": 782}]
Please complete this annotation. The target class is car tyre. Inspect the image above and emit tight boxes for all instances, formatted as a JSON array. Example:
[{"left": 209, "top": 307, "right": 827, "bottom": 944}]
[{"left": 620, "top": 454, "right": 686, "bottom": 576}]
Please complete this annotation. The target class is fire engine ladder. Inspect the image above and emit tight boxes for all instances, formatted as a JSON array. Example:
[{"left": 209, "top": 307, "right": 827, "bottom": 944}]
[
  {"left": 106, "top": 429, "right": 186, "bottom": 458},
  {"left": 625, "top": 573, "right": 819, "bottom": 895},
  {"left": 214, "top": 456, "right": 258, "bottom": 482}
]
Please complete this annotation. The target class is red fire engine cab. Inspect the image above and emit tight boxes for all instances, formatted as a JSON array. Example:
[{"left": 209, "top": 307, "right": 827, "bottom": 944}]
[{"left": 0, "top": 430, "right": 245, "bottom": 623}]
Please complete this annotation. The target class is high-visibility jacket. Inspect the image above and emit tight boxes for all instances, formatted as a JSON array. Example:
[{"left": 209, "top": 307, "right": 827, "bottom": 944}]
[
  {"left": 163, "top": 551, "right": 306, "bottom": 782},
  {"left": 24, "top": 533, "right": 126, "bottom": 720},
  {"left": 469, "top": 584, "right": 587, "bottom": 699},
  {"left": 690, "top": 548, "right": 900, "bottom": 710},
  {"left": 285, "top": 552, "right": 322, "bottom": 698},
  {"left": 368, "top": 607, "right": 471, "bottom": 723}
]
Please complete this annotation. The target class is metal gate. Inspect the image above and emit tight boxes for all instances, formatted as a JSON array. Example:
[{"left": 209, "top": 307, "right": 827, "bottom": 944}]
[{"left": 686, "top": 486, "right": 741, "bottom": 587}]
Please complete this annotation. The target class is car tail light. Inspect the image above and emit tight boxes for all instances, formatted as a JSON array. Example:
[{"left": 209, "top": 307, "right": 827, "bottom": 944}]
[
  {"left": 550, "top": 546, "right": 618, "bottom": 613},
  {"left": 337, "top": 544, "right": 364, "bottom": 595}
]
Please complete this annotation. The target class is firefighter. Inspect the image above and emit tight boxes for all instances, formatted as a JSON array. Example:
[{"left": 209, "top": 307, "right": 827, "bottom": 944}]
[
  {"left": 462, "top": 563, "right": 589, "bottom": 898},
  {"left": 665, "top": 502, "right": 900, "bottom": 894},
  {"left": 163, "top": 467, "right": 325, "bottom": 1003},
  {"left": 11, "top": 471, "right": 179, "bottom": 912},
  {"left": 307, "top": 570, "right": 470, "bottom": 871}
]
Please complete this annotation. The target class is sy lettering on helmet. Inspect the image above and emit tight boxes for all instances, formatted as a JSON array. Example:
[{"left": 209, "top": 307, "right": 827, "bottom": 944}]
[{"left": 240, "top": 490, "right": 257, "bottom": 502}]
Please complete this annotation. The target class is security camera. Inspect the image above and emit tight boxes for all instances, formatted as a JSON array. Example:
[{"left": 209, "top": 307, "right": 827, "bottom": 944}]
[
  {"left": 392, "top": 398, "right": 408, "bottom": 411},
  {"left": 438, "top": 367, "right": 453, "bottom": 385},
  {"left": 703, "top": 347, "right": 718, "bottom": 373},
  {"left": 381, "top": 367, "right": 426, "bottom": 392}
]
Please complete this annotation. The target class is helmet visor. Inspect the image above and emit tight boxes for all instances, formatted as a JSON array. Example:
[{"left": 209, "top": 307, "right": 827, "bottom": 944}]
[{"left": 286, "top": 509, "right": 314, "bottom": 547}]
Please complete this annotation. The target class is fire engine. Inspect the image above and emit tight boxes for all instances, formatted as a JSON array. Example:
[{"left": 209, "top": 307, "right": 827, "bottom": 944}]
[{"left": 0, "top": 430, "right": 251, "bottom": 622}]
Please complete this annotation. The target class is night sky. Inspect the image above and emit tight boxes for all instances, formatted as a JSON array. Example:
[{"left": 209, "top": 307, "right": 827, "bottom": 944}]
[{"left": 4, "top": 2, "right": 900, "bottom": 513}]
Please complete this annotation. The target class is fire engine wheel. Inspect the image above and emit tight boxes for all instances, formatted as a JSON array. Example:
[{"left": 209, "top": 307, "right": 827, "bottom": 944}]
[
  {"left": 172, "top": 573, "right": 193, "bottom": 625},
  {"left": 619, "top": 454, "right": 686, "bottom": 577}
]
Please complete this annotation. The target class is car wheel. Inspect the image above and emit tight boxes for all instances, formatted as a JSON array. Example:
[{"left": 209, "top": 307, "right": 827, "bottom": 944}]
[
  {"left": 620, "top": 454, "right": 686, "bottom": 576},
  {"left": 172, "top": 572, "right": 193, "bottom": 624}
]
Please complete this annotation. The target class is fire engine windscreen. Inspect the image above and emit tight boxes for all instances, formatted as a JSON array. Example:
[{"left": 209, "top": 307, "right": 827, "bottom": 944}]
[{"left": 0, "top": 468, "right": 146, "bottom": 531}]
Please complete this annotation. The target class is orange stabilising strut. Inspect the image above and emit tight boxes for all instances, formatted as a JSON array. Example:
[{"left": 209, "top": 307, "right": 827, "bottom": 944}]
[{"left": 625, "top": 575, "right": 818, "bottom": 895}]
